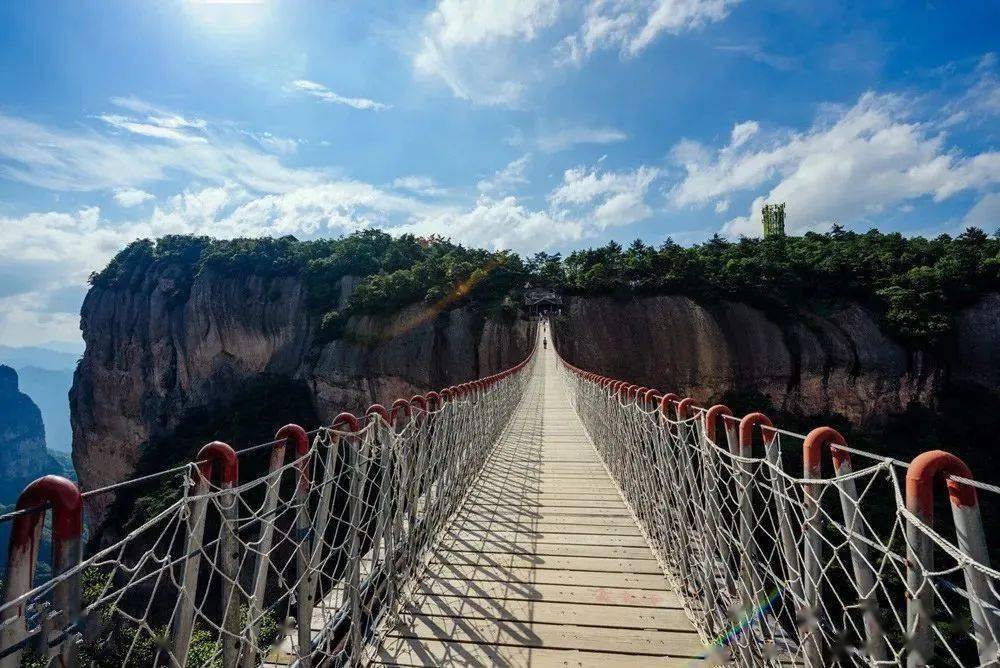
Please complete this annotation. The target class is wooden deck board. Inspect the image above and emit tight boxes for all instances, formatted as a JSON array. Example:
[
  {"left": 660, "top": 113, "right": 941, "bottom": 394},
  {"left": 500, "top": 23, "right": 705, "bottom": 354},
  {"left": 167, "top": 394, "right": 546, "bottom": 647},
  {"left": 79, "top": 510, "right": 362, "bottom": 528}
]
[
  {"left": 383, "top": 615, "right": 705, "bottom": 656},
  {"left": 410, "top": 579, "right": 685, "bottom": 608},
  {"left": 397, "top": 596, "right": 692, "bottom": 630},
  {"left": 401, "top": 564, "right": 672, "bottom": 590},
  {"left": 429, "top": 551, "right": 666, "bottom": 575},
  {"left": 371, "top": 639, "right": 702, "bottom": 667},
  {"left": 441, "top": 530, "right": 654, "bottom": 548},
  {"left": 371, "top": 339, "right": 706, "bottom": 666},
  {"left": 435, "top": 538, "right": 659, "bottom": 560}
]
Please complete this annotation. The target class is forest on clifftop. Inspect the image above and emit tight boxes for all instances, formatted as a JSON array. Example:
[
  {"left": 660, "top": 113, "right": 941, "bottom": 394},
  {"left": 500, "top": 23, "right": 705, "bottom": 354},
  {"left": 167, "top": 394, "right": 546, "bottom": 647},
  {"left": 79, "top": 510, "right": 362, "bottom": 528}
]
[{"left": 91, "top": 225, "right": 1000, "bottom": 348}]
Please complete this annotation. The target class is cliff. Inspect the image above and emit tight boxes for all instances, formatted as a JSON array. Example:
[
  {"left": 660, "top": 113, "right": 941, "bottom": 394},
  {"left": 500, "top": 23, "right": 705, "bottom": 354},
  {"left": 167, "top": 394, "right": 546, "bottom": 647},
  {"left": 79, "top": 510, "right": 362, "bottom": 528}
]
[
  {"left": 0, "top": 365, "right": 60, "bottom": 503},
  {"left": 552, "top": 294, "right": 1000, "bottom": 426},
  {"left": 71, "top": 267, "right": 535, "bottom": 519}
]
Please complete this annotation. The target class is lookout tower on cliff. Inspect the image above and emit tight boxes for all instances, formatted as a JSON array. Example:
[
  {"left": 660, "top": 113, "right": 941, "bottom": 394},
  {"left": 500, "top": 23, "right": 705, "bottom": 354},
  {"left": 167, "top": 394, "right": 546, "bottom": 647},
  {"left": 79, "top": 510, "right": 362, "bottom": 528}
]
[{"left": 762, "top": 202, "right": 786, "bottom": 238}]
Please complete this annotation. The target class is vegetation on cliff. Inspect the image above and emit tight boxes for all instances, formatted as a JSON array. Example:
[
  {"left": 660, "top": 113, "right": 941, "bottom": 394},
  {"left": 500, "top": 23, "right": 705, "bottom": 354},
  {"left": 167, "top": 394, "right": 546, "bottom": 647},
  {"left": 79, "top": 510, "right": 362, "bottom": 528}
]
[
  {"left": 532, "top": 225, "right": 1000, "bottom": 347},
  {"left": 90, "top": 230, "right": 528, "bottom": 341},
  {"left": 91, "top": 225, "right": 1000, "bottom": 347}
]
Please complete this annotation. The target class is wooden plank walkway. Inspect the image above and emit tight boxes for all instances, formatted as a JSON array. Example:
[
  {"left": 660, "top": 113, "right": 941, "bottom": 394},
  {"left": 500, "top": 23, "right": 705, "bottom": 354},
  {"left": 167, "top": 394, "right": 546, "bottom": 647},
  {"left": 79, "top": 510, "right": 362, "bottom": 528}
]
[{"left": 372, "top": 341, "right": 706, "bottom": 667}]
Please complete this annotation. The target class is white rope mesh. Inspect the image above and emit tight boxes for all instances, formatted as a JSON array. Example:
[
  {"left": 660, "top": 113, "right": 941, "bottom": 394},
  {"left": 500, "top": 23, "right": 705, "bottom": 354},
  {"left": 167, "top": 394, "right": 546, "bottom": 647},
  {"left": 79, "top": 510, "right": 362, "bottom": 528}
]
[
  {"left": 557, "top": 360, "right": 1000, "bottom": 667},
  {"left": 0, "top": 354, "right": 533, "bottom": 668},
  {"left": 5, "top": 336, "right": 999, "bottom": 667}
]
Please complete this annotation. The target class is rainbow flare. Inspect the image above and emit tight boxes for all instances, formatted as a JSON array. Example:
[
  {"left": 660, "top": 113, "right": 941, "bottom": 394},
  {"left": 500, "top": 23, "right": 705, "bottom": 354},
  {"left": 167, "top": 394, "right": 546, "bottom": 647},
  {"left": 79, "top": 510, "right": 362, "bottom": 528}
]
[{"left": 688, "top": 588, "right": 784, "bottom": 665}]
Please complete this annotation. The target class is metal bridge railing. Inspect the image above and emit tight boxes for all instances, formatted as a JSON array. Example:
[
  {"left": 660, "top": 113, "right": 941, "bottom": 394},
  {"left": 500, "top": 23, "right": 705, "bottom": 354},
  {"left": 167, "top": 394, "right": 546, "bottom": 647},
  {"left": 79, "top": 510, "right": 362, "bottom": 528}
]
[
  {"left": 0, "top": 351, "right": 534, "bottom": 668},
  {"left": 557, "top": 354, "right": 1000, "bottom": 667}
]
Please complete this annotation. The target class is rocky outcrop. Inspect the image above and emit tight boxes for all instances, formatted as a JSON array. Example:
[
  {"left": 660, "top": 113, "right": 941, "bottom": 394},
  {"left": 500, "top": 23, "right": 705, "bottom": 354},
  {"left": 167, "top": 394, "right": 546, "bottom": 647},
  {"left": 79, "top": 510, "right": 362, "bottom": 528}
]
[
  {"left": 0, "top": 365, "right": 59, "bottom": 503},
  {"left": 551, "top": 294, "right": 1000, "bottom": 426},
  {"left": 952, "top": 292, "right": 1000, "bottom": 391},
  {"left": 71, "top": 267, "right": 535, "bottom": 519}
]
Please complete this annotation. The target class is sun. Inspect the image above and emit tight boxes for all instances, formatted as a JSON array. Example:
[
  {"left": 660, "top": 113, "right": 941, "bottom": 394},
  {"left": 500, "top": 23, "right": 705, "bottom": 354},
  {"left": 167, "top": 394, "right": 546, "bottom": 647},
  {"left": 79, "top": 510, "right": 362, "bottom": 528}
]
[{"left": 182, "top": 0, "right": 271, "bottom": 36}]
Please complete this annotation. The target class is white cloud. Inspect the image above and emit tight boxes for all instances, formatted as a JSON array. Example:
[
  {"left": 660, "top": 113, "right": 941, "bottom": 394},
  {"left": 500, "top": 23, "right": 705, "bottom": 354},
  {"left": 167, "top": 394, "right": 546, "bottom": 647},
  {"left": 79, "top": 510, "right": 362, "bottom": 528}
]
[
  {"left": 714, "top": 199, "right": 729, "bottom": 213},
  {"left": 108, "top": 96, "right": 207, "bottom": 129},
  {"left": 665, "top": 92, "right": 1000, "bottom": 236},
  {"left": 422, "top": 0, "right": 561, "bottom": 48},
  {"left": 217, "top": 182, "right": 442, "bottom": 237},
  {"left": 99, "top": 114, "right": 208, "bottom": 143},
  {"left": 537, "top": 126, "right": 628, "bottom": 152},
  {"left": 477, "top": 155, "right": 531, "bottom": 195},
  {"left": 559, "top": 0, "right": 739, "bottom": 65},
  {"left": 414, "top": 0, "right": 561, "bottom": 105},
  {"left": 401, "top": 195, "right": 583, "bottom": 252},
  {"left": 549, "top": 163, "right": 658, "bottom": 206},
  {"left": 591, "top": 190, "right": 650, "bottom": 227},
  {"left": 0, "top": 206, "right": 136, "bottom": 341},
  {"left": 0, "top": 108, "right": 323, "bottom": 193},
  {"left": 941, "top": 53, "right": 1000, "bottom": 127},
  {"left": 392, "top": 175, "right": 448, "bottom": 196},
  {"left": 414, "top": 0, "right": 735, "bottom": 104},
  {"left": 97, "top": 98, "right": 210, "bottom": 144},
  {"left": 549, "top": 162, "right": 659, "bottom": 229},
  {"left": 251, "top": 132, "right": 301, "bottom": 154},
  {"left": 113, "top": 187, "right": 155, "bottom": 207},
  {"left": 964, "top": 192, "right": 1000, "bottom": 230},
  {"left": 730, "top": 120, "right": 758, "bottom": 147},
  {"left": 289, "top": 79, "right": 390, "bottom": 111}
]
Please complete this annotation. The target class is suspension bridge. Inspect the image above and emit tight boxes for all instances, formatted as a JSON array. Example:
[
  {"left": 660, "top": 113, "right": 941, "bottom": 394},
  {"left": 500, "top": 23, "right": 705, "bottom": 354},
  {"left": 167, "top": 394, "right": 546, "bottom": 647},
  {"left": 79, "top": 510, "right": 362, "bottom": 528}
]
[{"left": 1, "top": 325, "right": 998, "bottom": 666}]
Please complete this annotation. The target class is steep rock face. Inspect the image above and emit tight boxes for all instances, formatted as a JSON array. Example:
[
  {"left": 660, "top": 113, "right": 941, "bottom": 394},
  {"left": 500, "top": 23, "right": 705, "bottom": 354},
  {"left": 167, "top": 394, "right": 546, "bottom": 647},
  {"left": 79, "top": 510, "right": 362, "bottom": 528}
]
[
  {"left": 0, "top": 365, "right": 58, "bottom": 502},
  {"left": 952, "top": 292, "right": 1000, "bottom": 391},
  {"left": 71, "top": 268, "right": 534, "bottom": 519},
  {"left": 551, "top": 295, "right": 956, "bottom": 426}
]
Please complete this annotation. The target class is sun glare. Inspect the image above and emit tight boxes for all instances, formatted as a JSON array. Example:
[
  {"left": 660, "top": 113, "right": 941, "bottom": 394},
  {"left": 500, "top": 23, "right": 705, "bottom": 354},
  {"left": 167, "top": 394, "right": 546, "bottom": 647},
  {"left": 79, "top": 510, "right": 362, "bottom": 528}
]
[{"left": 183, "top": 0, "right": 271, "bottom": 36}]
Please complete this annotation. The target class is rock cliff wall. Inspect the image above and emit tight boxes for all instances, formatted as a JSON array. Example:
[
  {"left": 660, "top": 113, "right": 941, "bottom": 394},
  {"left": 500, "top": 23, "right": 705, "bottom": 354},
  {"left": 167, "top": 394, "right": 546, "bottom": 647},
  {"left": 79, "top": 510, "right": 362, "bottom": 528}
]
[
  {"left": 552, "top": 294, "right": 1000, "bottom": 426},
  {"left": 73, "top": 259, "right": 1000, "bottom": 522},
  {"left": 71, "top": 267, "right": 534, "bottom": 519}
]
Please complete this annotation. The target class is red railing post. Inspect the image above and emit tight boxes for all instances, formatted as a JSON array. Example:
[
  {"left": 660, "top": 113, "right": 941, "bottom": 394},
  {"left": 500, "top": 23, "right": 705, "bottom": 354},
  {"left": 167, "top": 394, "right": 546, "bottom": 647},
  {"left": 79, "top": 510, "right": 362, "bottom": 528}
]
[
  {"left": 700, "top": 405, "right": 747, "bottom": 660},
  {"left": 658, "top": 393, "right": 679, "bottom": 424},
  {"left": 243, "top": 424, "right": 308, "bottom": 668},
  {"left": 0, "top": 475, "right": 82, "bottom": 668},
  {"left": 333, "top": 412, "right": 366, "bottom": 663},
  {"left": 905, "top": 450, "right": 998, "bottom": 666},
  {"left": 165, "top": 441, "right": 238, "bottom": 668},
  {"left": 740, "top": 412, "right": 805, "bottom": 650},
  {"left": 390, "top": 399, "right": 411, "bottom": 428},
  {"left": 802, "top": 427, "right": 887, "bottom": 663}
]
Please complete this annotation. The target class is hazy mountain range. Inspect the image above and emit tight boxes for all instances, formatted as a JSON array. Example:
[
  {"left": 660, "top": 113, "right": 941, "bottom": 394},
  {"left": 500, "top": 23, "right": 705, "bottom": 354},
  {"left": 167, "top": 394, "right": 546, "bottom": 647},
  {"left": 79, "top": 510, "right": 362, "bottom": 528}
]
[{"left": 0, "top": 344, "right": 80, "bottom": 452}]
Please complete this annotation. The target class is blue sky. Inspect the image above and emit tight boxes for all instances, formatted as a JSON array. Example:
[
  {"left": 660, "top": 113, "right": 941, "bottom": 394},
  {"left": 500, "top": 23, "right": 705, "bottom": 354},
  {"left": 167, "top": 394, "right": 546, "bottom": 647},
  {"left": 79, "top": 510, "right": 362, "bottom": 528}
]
[{"left": 0, "top": 0, "right": 998, "bottom": 346}]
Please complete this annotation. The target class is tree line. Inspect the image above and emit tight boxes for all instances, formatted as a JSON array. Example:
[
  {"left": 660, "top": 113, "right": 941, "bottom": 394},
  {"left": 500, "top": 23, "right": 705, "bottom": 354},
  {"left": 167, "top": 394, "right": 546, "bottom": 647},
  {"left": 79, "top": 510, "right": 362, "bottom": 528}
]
[{"left": 90, "top": 225, "right": 1000, "bottom": 348}]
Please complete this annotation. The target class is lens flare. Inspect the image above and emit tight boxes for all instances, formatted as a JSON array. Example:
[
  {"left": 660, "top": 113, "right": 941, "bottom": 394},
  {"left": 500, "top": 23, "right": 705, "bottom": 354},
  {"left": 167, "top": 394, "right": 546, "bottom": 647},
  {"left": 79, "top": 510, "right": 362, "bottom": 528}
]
[
  {"left": 381, "top": 257, "right": 504, "bottom": 341},
  {"left": 688, "top": 588, "right": 784, "bottom": 665}
]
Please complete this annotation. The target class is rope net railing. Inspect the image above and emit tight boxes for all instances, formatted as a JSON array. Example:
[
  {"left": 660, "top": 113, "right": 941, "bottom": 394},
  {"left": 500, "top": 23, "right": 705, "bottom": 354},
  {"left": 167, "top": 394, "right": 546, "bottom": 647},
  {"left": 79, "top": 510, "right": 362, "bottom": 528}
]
[
  {"left": 0, "top": 350, "right": 534, "bottom": 668},
  {"left": 557, "top": 354, "right": 1000, "bottom": 668}
]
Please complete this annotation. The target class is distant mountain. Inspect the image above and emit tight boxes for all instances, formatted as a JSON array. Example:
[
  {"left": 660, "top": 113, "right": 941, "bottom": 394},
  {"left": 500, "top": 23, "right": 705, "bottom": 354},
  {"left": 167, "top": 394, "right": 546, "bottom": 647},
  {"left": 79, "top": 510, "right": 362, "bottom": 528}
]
[
  {"left": 0, "top": 365, "right": 59, "bottom": 502},
  {"left": 17, "top": 366, "right": 74, "bottom": 452},
  {"left": 0, "top": 367, "right": 75, "bottom": 580},
  {"left": 0, "top": 344, "right": 80, "bottom": 371},
  {"left": 0, "top": 345, "right": 78, "bottom": 454},
  {"left": 36, "top": 340, "right": 85, "bottom": 355}
]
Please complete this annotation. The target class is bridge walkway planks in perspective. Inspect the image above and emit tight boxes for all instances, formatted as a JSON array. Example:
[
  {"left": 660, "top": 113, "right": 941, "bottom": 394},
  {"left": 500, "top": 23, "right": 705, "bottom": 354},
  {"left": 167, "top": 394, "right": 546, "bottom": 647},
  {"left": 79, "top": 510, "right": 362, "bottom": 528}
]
[{"left": 371, "top": 341, "right": 707, "bottom": 667}]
